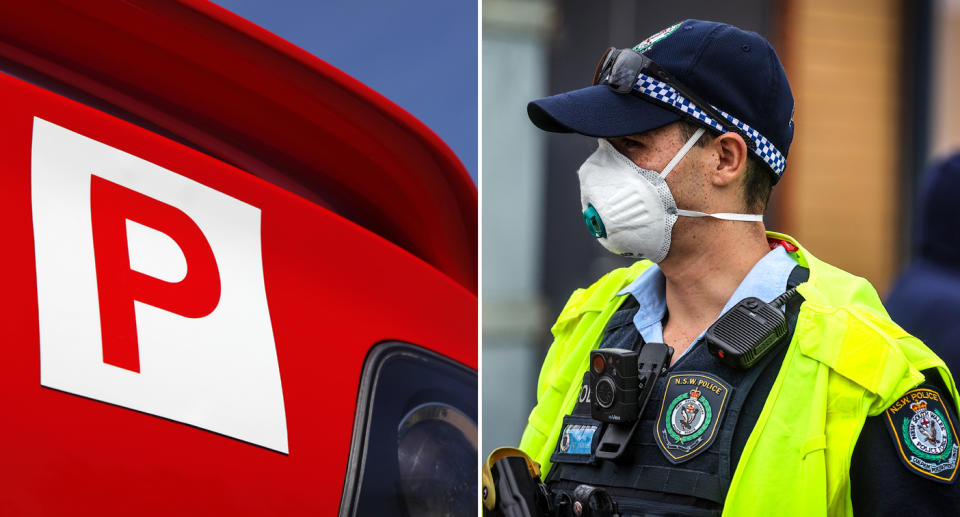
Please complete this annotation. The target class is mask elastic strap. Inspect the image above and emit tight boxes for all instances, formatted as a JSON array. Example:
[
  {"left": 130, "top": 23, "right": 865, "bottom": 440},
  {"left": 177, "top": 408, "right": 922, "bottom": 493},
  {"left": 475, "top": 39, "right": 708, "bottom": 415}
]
[
  {"left": 660, "top": 127, "right": 705, "bottom": 179},
  {"left": 676, "top": 209, "right": 764, "bottom": 222}
]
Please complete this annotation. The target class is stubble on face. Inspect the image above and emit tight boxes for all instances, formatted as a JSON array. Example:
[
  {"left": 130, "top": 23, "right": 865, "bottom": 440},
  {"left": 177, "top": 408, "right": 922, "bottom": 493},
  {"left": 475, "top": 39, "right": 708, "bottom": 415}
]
[{"left": 606, "top": 122, "right": 729, "bottom": 261}]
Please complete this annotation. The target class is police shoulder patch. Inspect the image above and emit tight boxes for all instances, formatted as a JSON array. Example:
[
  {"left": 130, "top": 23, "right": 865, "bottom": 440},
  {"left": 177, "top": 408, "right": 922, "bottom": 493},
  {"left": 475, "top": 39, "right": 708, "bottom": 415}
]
[
  {"left": 655, "top": 371, "right": 732, "bottom": 464},
  {"left": 884, "top": 386, "right": 960, "bottom": 483}
]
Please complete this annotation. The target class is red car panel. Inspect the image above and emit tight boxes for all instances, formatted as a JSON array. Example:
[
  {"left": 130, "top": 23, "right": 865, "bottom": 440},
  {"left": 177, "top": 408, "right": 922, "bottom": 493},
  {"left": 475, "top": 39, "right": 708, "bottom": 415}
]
[
  {"left": 0, "top": 2, "right": 477, "bottom": 514},
  {"left": 0, "top": 0, "right": 477, "bottom": 294}
]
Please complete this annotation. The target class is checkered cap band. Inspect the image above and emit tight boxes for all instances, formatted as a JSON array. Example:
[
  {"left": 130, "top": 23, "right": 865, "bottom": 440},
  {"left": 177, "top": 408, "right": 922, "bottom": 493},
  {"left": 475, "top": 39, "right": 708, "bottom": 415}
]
[{"left": 635, "top": 74, "right": 786, "bottom": 178}]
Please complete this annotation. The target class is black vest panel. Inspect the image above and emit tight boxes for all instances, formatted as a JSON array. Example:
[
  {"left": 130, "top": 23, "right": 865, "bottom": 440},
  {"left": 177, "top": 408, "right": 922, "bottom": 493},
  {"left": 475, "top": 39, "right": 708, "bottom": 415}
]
[{"left": 545, "top": 267, "right": 807, "bottom": 517}]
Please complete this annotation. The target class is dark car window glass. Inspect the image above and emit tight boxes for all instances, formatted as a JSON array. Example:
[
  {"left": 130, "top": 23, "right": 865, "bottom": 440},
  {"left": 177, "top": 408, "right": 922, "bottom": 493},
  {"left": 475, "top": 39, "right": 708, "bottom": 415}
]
[{"left": 340, "top": 342, "right": 477, "bottom": 517}]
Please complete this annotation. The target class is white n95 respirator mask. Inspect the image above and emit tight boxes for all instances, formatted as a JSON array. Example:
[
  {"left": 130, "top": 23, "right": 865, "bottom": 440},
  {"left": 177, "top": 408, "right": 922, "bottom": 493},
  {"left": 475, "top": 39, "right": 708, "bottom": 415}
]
[{"left": 577, "top": 129, "right": 763, "bottom": 263}]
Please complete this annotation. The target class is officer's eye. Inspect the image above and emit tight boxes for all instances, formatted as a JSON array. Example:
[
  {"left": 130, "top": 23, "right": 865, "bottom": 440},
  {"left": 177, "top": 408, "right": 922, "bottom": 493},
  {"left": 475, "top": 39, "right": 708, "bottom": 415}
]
[{"left": 622, "top": 137, "right": 644, "bottom": 149}]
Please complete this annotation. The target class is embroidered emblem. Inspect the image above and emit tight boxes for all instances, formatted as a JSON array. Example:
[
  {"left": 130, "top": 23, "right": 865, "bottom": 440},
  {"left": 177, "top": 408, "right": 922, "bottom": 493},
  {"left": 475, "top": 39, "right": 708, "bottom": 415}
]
[
  {"left": 884, "top": 387, "right": 959, "bottom": 483},
  {"left": 632, "top": 23, "right": 681, "bottom": 54},
  {"left": 655, "top": 372, "right": 732, "bottom": 464},
  {"left": 669, "top": 388, "right": 710, "bottom": 440}
]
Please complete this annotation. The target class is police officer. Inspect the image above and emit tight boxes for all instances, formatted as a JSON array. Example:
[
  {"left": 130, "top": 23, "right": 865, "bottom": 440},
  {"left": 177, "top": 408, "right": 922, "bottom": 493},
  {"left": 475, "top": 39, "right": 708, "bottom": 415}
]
[{"left": 509, "top": 19, "right": 960, "bottom": 516}]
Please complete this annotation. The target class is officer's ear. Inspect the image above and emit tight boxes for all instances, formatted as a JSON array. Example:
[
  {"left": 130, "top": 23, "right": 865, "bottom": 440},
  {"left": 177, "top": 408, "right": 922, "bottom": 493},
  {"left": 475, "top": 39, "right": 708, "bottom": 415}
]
[{"left": 710, "top": 132, "right": 749, "bottom": 187}]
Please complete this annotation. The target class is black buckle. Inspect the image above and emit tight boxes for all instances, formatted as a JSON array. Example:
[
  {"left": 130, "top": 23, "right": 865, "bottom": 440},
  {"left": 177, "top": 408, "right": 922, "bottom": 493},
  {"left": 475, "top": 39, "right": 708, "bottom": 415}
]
[{"left": 570, "top": 485, "right": 617, "bottom": 517}]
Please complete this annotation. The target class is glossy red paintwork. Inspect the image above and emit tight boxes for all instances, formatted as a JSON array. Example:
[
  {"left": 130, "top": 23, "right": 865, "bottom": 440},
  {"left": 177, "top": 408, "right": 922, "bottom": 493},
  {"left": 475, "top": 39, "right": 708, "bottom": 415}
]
[
  {"left": 0, "top": 65, "right": 476, "bottom": 516},
  {"left": 0, "top": 1, "right": 476, "bottom": 514},
  {"left": 0, "top": 0, "right": 477, "bottom": 294}
]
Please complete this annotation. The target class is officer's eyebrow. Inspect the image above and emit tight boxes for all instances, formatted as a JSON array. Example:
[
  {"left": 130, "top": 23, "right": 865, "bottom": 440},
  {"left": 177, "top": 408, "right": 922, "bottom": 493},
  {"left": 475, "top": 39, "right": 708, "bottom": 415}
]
[{"left": 611, "top": 134, "right": 646, "bottom": 144}]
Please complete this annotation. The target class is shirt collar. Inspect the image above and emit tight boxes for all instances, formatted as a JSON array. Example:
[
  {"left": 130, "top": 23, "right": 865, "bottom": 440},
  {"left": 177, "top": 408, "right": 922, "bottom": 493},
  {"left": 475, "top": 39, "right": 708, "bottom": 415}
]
[
  {"left": 617, "top": 264, "right": 666, "bottom": 331},
  {"left": 719, "top": 246, "right": 797, "bottom": 315},
  {"left": 617, "top": 246, "right": 797, "bottom": 338}
]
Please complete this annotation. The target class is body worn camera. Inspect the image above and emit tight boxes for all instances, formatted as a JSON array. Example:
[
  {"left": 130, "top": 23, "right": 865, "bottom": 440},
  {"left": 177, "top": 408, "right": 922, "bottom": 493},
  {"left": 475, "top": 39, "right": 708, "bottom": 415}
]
[
  {"left": 588, "top": 348, "right": 639, "bottom": 423},
  {"left": 593, "top": 342, "right": 673, "bottom": 460}
]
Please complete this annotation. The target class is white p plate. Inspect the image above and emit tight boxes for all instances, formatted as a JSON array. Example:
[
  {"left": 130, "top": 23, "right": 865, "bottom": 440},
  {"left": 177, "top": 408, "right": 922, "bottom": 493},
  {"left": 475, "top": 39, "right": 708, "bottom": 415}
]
[{"left": 31, "top": 117, "right": 288, "bottom": 453}]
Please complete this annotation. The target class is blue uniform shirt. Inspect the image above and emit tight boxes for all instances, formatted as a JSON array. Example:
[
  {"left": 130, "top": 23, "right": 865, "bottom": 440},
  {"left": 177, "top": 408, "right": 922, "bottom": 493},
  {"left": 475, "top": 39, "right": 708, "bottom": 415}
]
[{"left": 616, "top": 245, "right": 798, "bottom": 359}]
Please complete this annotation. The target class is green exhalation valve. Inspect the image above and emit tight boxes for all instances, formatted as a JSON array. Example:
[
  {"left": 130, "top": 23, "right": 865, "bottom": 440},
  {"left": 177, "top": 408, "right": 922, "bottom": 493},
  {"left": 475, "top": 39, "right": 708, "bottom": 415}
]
[{"left": 583, "top": 204, "right": 607, "bottom": 238}]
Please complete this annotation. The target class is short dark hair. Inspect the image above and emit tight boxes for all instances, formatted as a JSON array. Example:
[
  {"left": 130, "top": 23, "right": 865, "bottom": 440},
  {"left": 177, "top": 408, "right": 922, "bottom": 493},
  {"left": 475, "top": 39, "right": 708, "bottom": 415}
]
[{"left": 677, "top": 120, "right": 772, "bottom": 213}]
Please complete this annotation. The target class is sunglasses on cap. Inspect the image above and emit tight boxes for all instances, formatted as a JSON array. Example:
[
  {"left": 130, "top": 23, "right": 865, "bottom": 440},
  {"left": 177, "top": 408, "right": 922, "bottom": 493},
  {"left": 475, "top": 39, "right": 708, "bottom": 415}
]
[{"left": 593, "top": 47, "right": 756, "bottom": 150}]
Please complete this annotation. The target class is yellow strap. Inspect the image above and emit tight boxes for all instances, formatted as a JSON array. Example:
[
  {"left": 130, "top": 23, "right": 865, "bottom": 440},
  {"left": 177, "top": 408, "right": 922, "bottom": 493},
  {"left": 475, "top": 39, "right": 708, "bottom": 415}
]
[{"left": 481, "top": 447, "right": 542, "bottom": 511}]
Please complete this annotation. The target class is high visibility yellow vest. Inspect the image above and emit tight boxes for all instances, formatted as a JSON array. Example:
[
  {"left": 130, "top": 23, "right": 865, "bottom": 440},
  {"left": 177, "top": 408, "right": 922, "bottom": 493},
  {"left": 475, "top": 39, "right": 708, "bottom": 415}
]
[{"left": 518, "top": 232, "right": 959, "bottom": 516}]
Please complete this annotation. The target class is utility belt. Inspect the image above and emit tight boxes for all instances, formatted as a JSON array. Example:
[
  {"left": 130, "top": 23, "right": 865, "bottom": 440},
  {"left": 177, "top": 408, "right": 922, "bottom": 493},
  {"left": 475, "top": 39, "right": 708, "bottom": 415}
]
[
  {"left": 484, "top": 266, "right": 808, "bottom": 517},
  {"left": 481, "top": 450, "right": 617, "bottom": 517}
]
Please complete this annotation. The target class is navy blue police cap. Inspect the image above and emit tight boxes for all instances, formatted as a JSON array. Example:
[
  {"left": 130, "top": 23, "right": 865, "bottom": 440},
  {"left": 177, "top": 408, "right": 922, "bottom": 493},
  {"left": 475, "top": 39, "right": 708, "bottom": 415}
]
[{"left": 528, "top": 19, "right": 795, "bottom": 182}]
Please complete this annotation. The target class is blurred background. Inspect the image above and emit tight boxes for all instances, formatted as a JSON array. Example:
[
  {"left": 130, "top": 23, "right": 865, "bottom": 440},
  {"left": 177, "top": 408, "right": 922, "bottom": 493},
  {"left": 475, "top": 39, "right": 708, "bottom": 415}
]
[{"left": 482, "top": 0, "right": 960, "bottom": 457}]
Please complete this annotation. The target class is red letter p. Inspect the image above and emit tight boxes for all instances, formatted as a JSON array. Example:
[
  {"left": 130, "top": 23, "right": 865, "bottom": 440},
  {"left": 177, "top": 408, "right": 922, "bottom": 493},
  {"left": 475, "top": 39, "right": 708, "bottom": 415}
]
[{"left": 91, "top": 175, "right": 221, "bottom": 373}]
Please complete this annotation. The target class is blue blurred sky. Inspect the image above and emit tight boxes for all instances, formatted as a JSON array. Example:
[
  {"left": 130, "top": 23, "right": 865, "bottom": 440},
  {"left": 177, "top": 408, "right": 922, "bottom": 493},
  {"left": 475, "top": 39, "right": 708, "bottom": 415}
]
[{"left": 211, "top": 0, "right": 478, "bottom": 182}]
